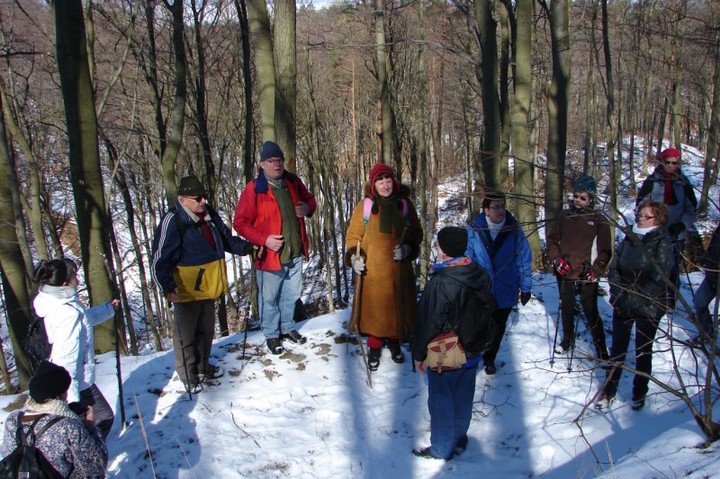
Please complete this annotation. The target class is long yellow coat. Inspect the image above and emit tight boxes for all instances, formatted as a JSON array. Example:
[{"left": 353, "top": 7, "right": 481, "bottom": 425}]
[{"left": 345, "top": 189, "right": 423, "bottom": 340}]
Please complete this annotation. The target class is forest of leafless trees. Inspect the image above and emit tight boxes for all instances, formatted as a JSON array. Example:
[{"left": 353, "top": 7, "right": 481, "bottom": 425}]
[{"left": 0, "top": 1, "right": 719, "bottom": 440}]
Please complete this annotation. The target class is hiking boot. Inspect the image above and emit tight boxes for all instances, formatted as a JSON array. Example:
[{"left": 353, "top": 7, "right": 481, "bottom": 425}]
[
  {"left": 199, "top": 365, "right": 224, "bottom": 383},
  {"left": 387, "top": 341, "right": 405, "bottom": 363},
  {"left": 267, "top": 338, "right": 284, "bottom": 355},
  {"left": 182, "top": 378, "right": 203, "bottom": 394},
  {"left": 631, "top": 394, "right": 645, "bottom": 411},
  {"left": 282, "top": 330, "right": 307, "bottom": 344},
  {"left": 594, "top": 394, "right": 615, "bottom": 410},
  {"left": 556, "top": 337, "right": 575, "bottom": 354},
  {"left": 484, "top": 361, "right": 497, "bottom": 375},
  {"left": 368, "top": 347, "right": 381, "bottom": 371},
  {"left": 412, "top": 447, "right": 449, "bottom": 460},
  {"left": 453, "top": 435, "right": 468, "bottom": 456}
]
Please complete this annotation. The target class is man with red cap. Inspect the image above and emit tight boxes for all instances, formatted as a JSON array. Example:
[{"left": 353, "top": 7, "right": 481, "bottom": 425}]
[{"left": 636, "top": 147, "right": 697, "bottom": 308}]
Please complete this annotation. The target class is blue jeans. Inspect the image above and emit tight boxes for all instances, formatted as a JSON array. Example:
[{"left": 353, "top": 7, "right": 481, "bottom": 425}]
[
  {"left": 693, "top": 278, "right": 718, "bottom": 335},
  {"left": 257, "top": 256, "right": 303, "bottom": 339},
  {"left": 426, "top": 365, "right": 478, "bottom": 459}
]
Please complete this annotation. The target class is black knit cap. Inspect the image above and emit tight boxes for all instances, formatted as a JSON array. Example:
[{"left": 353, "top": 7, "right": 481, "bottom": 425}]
[
  {"left": 260, "top": 141, "right": 285, "bottom": 161},
  {"left": 437, "top": 226, "right": 468, "bottom": 258},
  {"left": 177, "top": 176, "right": 206, "bottom": 197},
  {"left": 29, "top": 361, "right": 71, "bottom": 403}
]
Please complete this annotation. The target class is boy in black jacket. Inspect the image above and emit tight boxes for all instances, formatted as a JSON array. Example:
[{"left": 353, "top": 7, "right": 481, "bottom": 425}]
[{"left": 411, "top": 227, "right": 496, "bottom": 460}]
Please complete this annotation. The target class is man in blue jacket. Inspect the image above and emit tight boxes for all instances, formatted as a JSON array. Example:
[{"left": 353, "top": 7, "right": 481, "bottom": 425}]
[
  {"left": 466, "top": 191, "right": 533, "bottom": 375},
  {"left": 152, "top": 176, "right": 254, "bottom": 393}
]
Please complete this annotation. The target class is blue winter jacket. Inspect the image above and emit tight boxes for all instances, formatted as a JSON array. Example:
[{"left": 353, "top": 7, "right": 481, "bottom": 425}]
[
  {"left": 465, "top": 212, "right": 532, "bottom": 309},
  {"left": 152, "top": 202, "right": 252, "bottom": 301}
]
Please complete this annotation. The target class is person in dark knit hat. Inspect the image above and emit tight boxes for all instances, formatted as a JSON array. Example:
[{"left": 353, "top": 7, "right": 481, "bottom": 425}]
[
  {"left": 1, "top": 361, "right": 108, "bottom": 477},
  {"left": 234, "top": 142, "right": 317, "bottom": 355},
  {"left": 636, "top": 147, "right": 697, "bottom": 309},
  {"left": 345, "top": 163, "right": 423, "bottom": 370},
  {"left": 152, "top": 175, "right": 254, "bottom": 394},
  {"left": 465, "top": 190, "right": 532, "bottom": 375},
  {"left": 411, "top": 227, "right": 496, "bottom": 460},
  {"left": 546, "top": 175, "right": 611, "bottom": 361}
]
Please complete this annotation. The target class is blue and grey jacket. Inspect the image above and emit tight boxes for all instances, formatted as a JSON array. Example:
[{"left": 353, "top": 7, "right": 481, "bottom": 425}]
[{"left": 152, "top": 202, "right": 252, "bottom": 302}]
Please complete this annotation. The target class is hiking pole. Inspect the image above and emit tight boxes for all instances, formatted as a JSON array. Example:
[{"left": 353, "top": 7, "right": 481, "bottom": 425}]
[
  {"left": 349, "top": 241, "right": 372, "bottom": 388},
  {"left": 550, "top": 276, "right": 563, "bottom": 368},
  {"left": 567, "top": 300, "right": 581, "bottom": 372}
]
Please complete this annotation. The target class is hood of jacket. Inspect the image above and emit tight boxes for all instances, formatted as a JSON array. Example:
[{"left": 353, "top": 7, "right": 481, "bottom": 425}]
[{"left": 33, "top": 285, "right": 77, "bottom": 319}]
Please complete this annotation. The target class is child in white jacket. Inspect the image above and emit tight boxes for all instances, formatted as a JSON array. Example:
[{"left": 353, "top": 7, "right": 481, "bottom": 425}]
[{"left": 32, "top": 258, "right": 119, "bottom": 439}]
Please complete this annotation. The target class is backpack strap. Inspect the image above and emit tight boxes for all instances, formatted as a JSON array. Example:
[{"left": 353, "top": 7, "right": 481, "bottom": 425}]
[
  {"left": 363, "top": 197, "right": 410, "bottom": 225},
  {"left": 15, "top": 413, "right": 64, "bottom": 447}
]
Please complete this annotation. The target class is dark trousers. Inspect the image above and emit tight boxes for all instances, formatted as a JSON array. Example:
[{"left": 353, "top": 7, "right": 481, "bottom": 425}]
[
  {"left": 173, "top": 299, "right": 216, "bottom": 383},
  {"left": 80, "top": 383, "right": 114, "bottom": 440},
  {"left": 558, "top": 278, "right": 608, "bottom": 359},
  {"left": 604, "top": 311, "right": 661, "bottom": 399},
  {"left": 483, "top": 308, "right": 512, "bottom": 364}
]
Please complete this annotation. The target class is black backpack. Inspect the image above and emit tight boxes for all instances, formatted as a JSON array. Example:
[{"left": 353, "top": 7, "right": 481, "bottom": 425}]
[
  {"left": 0, "top": 413, "right": 64, "bottom": 479},
  {"left": 21, "top": 314, "right": 52, "bottom": 371}
]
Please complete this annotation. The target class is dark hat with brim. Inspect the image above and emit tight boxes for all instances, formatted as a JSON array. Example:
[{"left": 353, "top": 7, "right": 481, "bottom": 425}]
[
  {"left": 178, "top": 176, "right": 207, "bottom": 197},
  {"left": 29, "top": 361, "right": 71, "bottom": 403}
]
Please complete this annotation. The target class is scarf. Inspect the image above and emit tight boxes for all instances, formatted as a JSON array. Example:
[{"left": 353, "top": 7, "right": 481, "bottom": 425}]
[
  {"left": 660, "top": 170, "right": 678, "bottom": 205},
  {"left": 26, "top": 398, "right": 81, "bottom": 421},
  {"left": 375, "top": 196, "right": 406, "bottom": 235},
  {"left": 632, "top": 224, "right": 658, "bottom": 236},
  {"left": 432, "top": 256, "right": 471, "bottom": 271},
  {"left": 486, "top": 218, "right": 506, "bottom": 240}
]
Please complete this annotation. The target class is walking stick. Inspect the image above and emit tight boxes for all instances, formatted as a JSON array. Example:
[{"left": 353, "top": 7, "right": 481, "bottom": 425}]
[
  {"left": 349, "top": 241, "right": 373, "bottom": 388},
  {"left": 550, "top": 276, "right": 563, "bottom": 368}
]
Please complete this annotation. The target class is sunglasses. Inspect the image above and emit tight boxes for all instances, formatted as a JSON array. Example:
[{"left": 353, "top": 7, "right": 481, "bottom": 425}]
[
  {"left": 573, "top": 193, "right": 590, "bottom": 201},
  {"left": 664, "top": 160, "right": 679, "bottom": 165},
  {"left": 635, "top": 214, "right": 655, "bottom": 221},
  {"left": 190, "top": 193, "right": 208, "bottom": 202}
]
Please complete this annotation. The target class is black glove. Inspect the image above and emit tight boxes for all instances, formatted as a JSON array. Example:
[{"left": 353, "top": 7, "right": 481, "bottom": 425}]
[
  {"left": 520, "top": 292, "right": 531, "bottom": 306},
  {"left": 68, "top": 401, "right": 88, "bottom": 417},
  {"left": 668, "top": 222, "right": 686, "bottom": 237}
]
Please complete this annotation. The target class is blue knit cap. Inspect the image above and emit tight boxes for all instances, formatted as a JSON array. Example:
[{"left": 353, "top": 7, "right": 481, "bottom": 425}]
[
  {"left": 260, "top": 141, "right": 284, "bottom": 162},
  {"left": 573, "top": 175, "right": 596, "bottom": 197}
]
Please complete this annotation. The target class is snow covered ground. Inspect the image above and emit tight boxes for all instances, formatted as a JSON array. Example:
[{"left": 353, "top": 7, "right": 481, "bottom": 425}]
[{"left": 1, "top": 139, "right": 719, "bottom": 478}]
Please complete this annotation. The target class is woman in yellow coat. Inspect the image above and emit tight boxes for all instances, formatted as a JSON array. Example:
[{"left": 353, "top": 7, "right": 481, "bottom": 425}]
[{"left": 345, "top": 163, "right": 423, "bottom": 370}]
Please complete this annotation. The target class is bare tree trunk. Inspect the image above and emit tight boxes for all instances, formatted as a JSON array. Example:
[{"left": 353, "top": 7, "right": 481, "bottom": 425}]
[
  {"left": 375, "top": 0, "right": 392, "bottom": 166},
  {"left": 246, "top": 0, "right": 276, "bottom": 141},
  {"left": 54, "top": 0, "right": 116, "bottom": 352},
  {"left": 274, "top": 0, "right": 297, "bottom": 171},
  {"left": 544, "top": 0, "right": 570, "bottom": 223},
  {"left": 699, "top": 33, "right": 720, "bottom": 216}
]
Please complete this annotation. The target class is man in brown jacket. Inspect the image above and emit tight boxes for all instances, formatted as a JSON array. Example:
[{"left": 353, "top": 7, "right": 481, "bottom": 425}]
[{"left": 547, "top": 176, "right": 611, "bottom": 362}]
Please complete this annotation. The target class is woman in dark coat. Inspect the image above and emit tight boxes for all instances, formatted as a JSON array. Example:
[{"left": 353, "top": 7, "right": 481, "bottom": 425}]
[{"left": 596, "top": 201, "right": 674, "bottom": 411}]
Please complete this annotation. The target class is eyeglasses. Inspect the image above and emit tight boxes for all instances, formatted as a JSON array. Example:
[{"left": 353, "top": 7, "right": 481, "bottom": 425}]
[
  {"left": 189, "top": 194, "right": 208, "bottom": 202},
  {"left": 573, "top": 193, "right": 590, "bottom": 201},
  {"left": 635, "top": 214, "right": 655, "bottom": 221},
  {"left": 664, "top": 160, "right": 679, "bottom": 165},
  {"left": 263, "top": 157, "right": 284, "bottom": 164}
]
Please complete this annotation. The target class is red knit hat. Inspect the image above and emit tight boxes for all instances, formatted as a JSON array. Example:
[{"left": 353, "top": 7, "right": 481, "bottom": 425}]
[
  {"left": 369, "top": 163, "right": 400, "bottom": 196},
  {"left": 658, "top": 148, "right": 681, "bottom": 161}
]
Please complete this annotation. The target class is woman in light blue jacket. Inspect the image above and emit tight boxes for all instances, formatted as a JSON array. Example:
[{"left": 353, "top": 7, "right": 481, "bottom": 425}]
[
  {"left": 466, "top": 191, "right": 533, "bottom": 375},
  {"left": 32, "top": 258, "right": 119, "bottom": 439}
]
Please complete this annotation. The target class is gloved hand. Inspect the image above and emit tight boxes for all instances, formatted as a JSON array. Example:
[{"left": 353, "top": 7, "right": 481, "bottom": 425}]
[
  {"left": 351, "top": 255, "right": 366, "bottom": 275},
  {"left": 583, "top": 269, "right": 597, "bottom": 281},
  {"left": 668, "top": 222, "right": 686, "bottom": 237},
  {"left": 520, "top": 292, "right": 531, "bottom": 306},
  {"left": 393, "top": 244, "right": 412, "bottom": 261},
  {"left": 554, "top": 257, "right": 571, "bottom": 277}
]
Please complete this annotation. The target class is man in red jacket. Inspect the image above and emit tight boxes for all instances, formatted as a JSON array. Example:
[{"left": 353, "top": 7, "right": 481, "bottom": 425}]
[{"left": 234, "top": 141, "right": 317, "bottom": 355}]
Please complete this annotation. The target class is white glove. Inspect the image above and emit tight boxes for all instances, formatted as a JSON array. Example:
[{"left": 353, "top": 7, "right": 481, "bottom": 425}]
[
  {"left": 393, "top": 244, "right": 411, "bottom": 261},
  {"left": 351, "top": 255, "right": 366, "bottom": 275}
]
